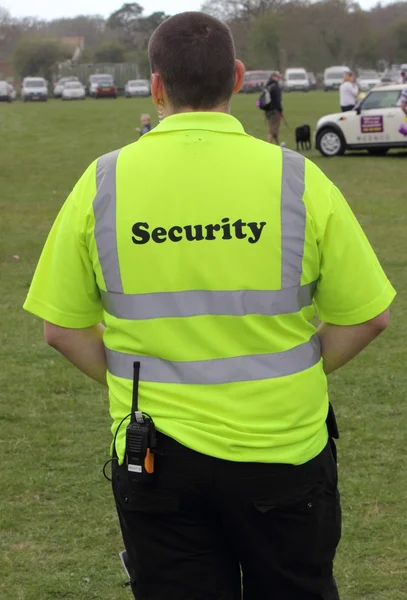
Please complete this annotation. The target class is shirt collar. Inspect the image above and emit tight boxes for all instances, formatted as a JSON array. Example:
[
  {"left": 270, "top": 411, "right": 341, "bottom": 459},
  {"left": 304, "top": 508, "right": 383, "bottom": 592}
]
[{"left": 150, "top": 112, "right": 247, "bottom": 135}]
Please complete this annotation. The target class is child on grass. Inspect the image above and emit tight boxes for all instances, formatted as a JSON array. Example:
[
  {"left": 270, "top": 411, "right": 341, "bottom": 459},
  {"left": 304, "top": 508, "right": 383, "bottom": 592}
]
[{"left": 136, "top": 114, "right": 152, "bottom": 137}]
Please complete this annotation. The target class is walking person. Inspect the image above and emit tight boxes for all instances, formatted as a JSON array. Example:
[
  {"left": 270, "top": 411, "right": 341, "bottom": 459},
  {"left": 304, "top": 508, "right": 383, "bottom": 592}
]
[
  {"left": 24, "top": 11, "right": 395, "bottom": 600},
  {"left": 265, "top": 71, "right": 284, "bottom": 145},
  {"left": 339, "top": 71, "right": 359, "bottom": 112}
]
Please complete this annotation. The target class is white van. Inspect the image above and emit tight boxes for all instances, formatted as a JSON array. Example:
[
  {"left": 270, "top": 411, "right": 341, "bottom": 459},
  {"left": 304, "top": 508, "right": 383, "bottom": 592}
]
[
  {"left": 22, "top": 77, "right": 48, "bottom": 102},
  {"left": 284, "top": 68, "right": 310, "bottom": 92},
  {"left": 323, "top": 66, "right": 350, "bottom": 91}
]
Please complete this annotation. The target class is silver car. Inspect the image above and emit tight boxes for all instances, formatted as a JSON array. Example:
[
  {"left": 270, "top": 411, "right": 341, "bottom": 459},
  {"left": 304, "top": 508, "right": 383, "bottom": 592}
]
[
  {"left": 357, "top": 70, "right": 381, "bottom": 92},
  {"left": 9, "top": 83, "right": 17, "bottom": 101},
  {"left": 62, "top": 81, "right": 86, "bottom": 100},
  {"left": 125, "top": 80, "right": 151, "bottom": 97},
  {"left": 54, "top": 77, "right": 79, "bottom": 98},
  {"left": 0, "top": 80, "right": 13, "bottom": 102},
  {"left": 381, "top": 69, "right": 402, "bottom": 85}
]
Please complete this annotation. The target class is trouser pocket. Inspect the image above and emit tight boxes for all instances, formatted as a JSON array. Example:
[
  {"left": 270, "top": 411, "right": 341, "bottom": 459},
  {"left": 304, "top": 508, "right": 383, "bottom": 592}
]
[{"left": 113, "top": 461, "right": 180, "bottom": 513}]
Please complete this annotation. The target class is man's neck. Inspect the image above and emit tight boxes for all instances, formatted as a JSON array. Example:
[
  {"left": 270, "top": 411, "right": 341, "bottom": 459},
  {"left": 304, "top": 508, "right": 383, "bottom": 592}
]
[{"left": 164, "top": 102, "right": 231, "bottom": 118}]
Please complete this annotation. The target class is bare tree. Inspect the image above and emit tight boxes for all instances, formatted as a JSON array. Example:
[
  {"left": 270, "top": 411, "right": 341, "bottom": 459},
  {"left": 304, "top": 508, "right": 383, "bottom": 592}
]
[
  {"left": 201, "top": 0, "right": 287, "bottom": 21},
  {"left": 107, "top": 3, "right": 167, "bottom": 50},
  {"left": 0, "top": 7, "right": 22, "bottom": 59},
  {"left": 44, "top": 16, "right": 108, "bottom": 49},
  {"left": 2, "top": 0, "right": 407, "bottom": 80}
]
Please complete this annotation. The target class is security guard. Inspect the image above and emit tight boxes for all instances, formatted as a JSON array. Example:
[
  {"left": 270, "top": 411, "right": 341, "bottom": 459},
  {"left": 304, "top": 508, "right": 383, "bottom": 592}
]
[{"left": 24, "top": 12, "right": 395, "bottom": 600}]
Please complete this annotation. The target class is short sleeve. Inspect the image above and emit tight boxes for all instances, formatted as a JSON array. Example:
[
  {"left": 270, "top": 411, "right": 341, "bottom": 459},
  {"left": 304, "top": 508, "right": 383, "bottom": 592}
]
[
  {"left": 314, "top": 184, "right": 396, "bottom": 325},
  {"left": 23, "top": 163, "right": 103, "bottom": 328}
]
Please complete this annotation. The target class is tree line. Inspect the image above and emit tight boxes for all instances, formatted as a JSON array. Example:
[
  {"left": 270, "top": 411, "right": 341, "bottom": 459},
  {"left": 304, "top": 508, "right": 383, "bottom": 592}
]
[
  {"left": 204, "top": 0, "right": 407, "bottom": 72},
  {"left": 0, "top": 3, "right": 166, "bottom": 80},
  {"left": 0, "top": 1, "right": 407, "bottom": 81}
]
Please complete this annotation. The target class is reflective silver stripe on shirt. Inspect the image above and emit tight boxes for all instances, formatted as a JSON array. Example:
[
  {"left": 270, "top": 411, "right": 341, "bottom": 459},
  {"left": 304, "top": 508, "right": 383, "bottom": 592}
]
[
  {"left": 106, "top": 334, "right": 321, "bottom": 384},
  {"left": 281, "top": 148, "right": 306, "bottom": 288},
  {"left": 93, "top": 149, "right": 123, "bottom": 293},
  {"left": 100, "top": 281, "right": 316, "bottom": 320}
]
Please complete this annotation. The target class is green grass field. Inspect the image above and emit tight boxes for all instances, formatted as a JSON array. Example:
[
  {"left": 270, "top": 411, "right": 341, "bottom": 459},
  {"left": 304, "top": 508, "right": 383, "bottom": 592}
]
[{"left": 0, "top": 92, "right": 406, "bottom": 600}]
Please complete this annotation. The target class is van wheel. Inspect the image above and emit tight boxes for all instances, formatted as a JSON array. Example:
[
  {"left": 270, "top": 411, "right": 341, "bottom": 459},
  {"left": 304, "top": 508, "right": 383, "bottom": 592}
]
[{"left": 317, "top": 127, "right": 346, "bottom": 157}]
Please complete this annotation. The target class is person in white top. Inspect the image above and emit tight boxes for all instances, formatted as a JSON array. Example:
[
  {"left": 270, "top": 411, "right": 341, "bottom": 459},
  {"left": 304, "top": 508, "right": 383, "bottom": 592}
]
[{"left": 339, "top": 71, "right": 359, "bottom": 112}]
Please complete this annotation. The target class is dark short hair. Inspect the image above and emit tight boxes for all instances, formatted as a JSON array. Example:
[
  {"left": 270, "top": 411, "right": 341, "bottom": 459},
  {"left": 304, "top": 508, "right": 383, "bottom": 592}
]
[{"left": 148, "top": 12, "right": 236, "bottom": 110}]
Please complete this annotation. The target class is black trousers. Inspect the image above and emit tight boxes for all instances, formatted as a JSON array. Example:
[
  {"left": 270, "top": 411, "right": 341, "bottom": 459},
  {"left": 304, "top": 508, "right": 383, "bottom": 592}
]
[
  {"left": 112, "top": 434, "right": 341, "bottom": 600},
  {"left": 340, "top": 105, "right": 355, "bottom": 112}
]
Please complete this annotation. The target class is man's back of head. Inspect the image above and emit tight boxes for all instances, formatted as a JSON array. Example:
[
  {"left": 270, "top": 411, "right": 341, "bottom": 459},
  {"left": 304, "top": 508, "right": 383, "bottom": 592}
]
[{"left": 148, "top": 12, "right": 238, "bottom": 111}]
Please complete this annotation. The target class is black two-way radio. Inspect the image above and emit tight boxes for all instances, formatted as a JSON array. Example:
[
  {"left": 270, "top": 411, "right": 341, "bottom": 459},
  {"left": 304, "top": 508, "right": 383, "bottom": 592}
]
[{"left": 125, "top": 362, "right": 157, "bottom": 482}]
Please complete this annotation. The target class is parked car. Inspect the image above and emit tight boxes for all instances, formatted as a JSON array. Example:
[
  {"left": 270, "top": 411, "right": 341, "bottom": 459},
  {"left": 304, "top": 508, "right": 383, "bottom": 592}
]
[
  {"left": 21, "top": 78, "right": 48, "bottom": 102},
  {"left": 8, "top": 83, "right": 17, "bottom": 101},
  {"left": 54, "top": 76, "right": 79, "bottom": 98},
  {"left": 241, "top": 70, "right": 272, "bottom": 93},
  {"left": 125, "top": 79, "right": 151, "bottom": 97},
  {"left": 307, "top": 72, "right": 317, "bottom": 90},
  {"left": 284, "top": 68, "right": 310, "bottom": 92},
  {"left": 315, "top": 84, "right": 407, "bottom": 157},
  {"left": 62, "top": 81, "right": 86, "bottom": 100},
  {"left": 380, "top": 68, "right": 400, "bottom": 86},
  {"left": 88, "top": 74, "right": 115, "bottom": 97},
  {"left": 323, "top": 66, "right": 350, "bottom": 91},
  {"left": 357, "top": 70, "right": 381, "bottom": 91},
  {"left": 0, "top": 80, "right": 13, "bottom": 102},
  {"left": 94, "top": 79, "right": 117, "bottom": 98}
]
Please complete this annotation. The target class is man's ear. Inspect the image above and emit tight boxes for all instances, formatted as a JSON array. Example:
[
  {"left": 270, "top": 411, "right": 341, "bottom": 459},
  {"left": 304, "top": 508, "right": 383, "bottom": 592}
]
[
  {"left": 233, "top": 60, "right": 245, "bottom": 95},
  {"left": 151, "top": 73, "right": 163, "bottom": 106}
]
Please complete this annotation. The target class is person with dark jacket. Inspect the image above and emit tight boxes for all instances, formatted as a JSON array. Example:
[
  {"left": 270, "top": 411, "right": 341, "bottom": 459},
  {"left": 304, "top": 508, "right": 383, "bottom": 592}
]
[{"left": 265, "top": 72, "right": 283, "bottom": 145}]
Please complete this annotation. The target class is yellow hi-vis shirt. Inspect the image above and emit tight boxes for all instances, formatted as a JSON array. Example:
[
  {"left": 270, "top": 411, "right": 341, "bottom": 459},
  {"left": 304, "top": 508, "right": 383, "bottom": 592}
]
[{"left": 24, "top": 112, "right": 396, "bottom": 466}]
